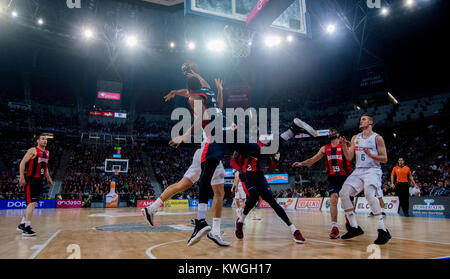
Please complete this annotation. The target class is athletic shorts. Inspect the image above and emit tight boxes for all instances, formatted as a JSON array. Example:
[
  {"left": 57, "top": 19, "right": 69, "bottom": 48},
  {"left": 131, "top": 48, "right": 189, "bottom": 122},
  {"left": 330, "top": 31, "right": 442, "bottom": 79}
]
[
  {"left": 184, "top": 148, "right": 225, "bottom": 185},
  {"left": 327, "top": 175, "right": 348, "bottom": 195},
  {"left": 25, "top": 177, "right": 44, "bottom": 205},
  {"left": 343, "top": 168, "right": 383, "bottom": 196},
  {"left": 234, "top": 184, "right": 247, "bottom": 200}
]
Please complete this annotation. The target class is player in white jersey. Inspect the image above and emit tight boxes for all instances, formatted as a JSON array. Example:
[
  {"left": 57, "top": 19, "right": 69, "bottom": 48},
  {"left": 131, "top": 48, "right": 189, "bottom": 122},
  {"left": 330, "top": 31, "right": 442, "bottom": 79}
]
[
  {"left": 231, "top": 170, "right": 246, "bottom": 218},
  {"left": 142, "top": 73, "right": 230, "bottom": 247},
  {"left": 338, "top": 113, "right": 392, "bottom": 244}
]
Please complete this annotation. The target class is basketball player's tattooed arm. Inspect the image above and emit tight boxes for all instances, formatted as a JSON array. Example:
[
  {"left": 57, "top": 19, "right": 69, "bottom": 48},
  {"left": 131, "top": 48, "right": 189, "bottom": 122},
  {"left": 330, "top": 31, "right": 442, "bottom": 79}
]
[
  {"left": 340, "top": 135, "right": 356, "bottom": 161},
  {"left": 169, "top": 95, "right": 204, "bottom": 147},
  {"left": 187, "top": 72, "right": 211, "bottom": 89},
  {"left": 292, "top": 146, "right": 325, "bottom": 167},
  {"left": 164, "top": 89, "right": 189, "bottom": 102},
  {"left": 363, "top": 135, "right": 388, "bottom": 163},
  {"left": 18, "top": 148, "right": 37, "bottom": 186}
]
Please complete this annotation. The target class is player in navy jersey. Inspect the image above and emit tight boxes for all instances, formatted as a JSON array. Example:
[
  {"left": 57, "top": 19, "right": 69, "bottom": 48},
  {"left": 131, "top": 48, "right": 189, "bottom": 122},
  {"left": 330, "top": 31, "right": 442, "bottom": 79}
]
[
  {"left": 231, "top": 151, "right": 305, "bottom": 243},
  {"left": 169, "top": 75, "right": 317, "bottom": 247},
  {"left": 17, "top": 134, "right": 53, "bottom": 237},
  {"left": 293, "top": 129, "right": 352, "bottom": 239}
]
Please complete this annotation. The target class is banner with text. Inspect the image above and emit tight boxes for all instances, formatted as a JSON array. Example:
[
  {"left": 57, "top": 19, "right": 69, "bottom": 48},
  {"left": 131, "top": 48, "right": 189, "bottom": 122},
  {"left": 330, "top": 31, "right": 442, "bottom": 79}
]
[
  {"left": 409, "top": 197, "right": 450, "bottom": 216},
  {"left": 164, "top": 199, "right": 189, "bottom": 209},
  {"left": 321, "top": 197, "right": 345, "bottom": 212},
  {"left": 264, "top": 174, "right": 289, "bottom": 184},
  {"left": 276, "top": 198, "right": 297, "bottom": 210},
  {"left": 295, "top": 198, "right": 323, "bottom": 210},
  {"left": 56, "top": 199, "right": 82, "bottom": 209},
  {"left": 0, "top": 199, "right": 56, "bottom": 210},
  {"left": 188, "top": 199, "right": 213, "bottom": 208},
  {"left": 355, "top": 197, "right": 399, "bottom": 214}
]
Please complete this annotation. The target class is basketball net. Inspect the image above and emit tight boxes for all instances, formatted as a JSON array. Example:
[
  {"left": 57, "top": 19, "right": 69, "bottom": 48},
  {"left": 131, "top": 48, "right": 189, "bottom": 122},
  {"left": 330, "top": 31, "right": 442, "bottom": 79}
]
[{"left": 224, "top": 25, "right": 255, "bottom": 58}]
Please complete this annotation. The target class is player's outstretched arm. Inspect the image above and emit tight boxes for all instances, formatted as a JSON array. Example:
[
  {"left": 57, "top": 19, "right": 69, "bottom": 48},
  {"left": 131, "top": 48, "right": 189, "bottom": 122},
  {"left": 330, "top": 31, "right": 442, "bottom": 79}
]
[
  {"left": 164, "top": 89, "right": 189, "bottom": 102},
  {"left": 187, "top": 72, "right": 210, "bottom": 89},
  {"left": 364, "top": 135, "right": 388, "bottom": 163},
  {"left": 169, "top": 96, "right": 204, "bottom": 148},
  {"left": 292, "top": 146, "right": 325, "bottom": 168}
]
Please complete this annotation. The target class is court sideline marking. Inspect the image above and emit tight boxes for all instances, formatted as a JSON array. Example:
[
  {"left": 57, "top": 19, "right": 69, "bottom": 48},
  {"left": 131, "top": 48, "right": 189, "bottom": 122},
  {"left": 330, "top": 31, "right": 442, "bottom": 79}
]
[
  {"left": 146, "top": 239, "right": 185, "bottom": 259},
  {"left": 29, "top": 230, "right": 61, "bottom": 259}
]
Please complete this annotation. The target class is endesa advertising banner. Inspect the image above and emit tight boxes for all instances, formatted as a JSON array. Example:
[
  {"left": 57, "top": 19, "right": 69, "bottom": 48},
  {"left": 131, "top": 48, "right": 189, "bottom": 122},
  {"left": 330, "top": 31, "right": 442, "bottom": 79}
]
[
  {"left": 355, "top": 197, "right": 399, "bottom": 214},
  {"left": 137, "top": 200, "right": 164, "bottom": 208},
  {"left": 97, "top": 91, "right": 121, "bottom": 100},
  {"left": 276, "top": 198, "right": 297, "bottom": 210},
  {"left": 264, "top": 174, "right": 289, "bottom": 184},
  {"left": 295, "top": 198, "right": 323, "bottom": 210},
  {"left": 56, "top": 199, "right": 82, "bottom": 209},
  {"left": 321, "top": 197, "right": 345, "bottom": 212},
  {"left": 0, "top": 199, "right": 56, "bottom": 210},
  {"left": 164, "top": 199, "right": 189, "bottom": 209}
]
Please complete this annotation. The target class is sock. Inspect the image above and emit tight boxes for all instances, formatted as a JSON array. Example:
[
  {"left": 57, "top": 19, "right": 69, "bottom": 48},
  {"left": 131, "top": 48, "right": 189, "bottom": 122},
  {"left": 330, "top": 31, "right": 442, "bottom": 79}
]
[
  {"left": 280, "top": 129, "right": 294, "bottom": 141},
  {"left": 345, "top": 212, "right": 358, "bottom": 228},
  {"left": 239, "top": 213, "right": 247, "bottom": 223},
  {"left": 25, "top": 221, "right": 31, "bottom": 228},
  {"left": 148, "top": 198, "right": 163, "bottom": 212},
  {"left": 212, "top": 218, "right": 221, "bottom": 234},
  {"left": 331, "top": 222, "right": 338, "bottom": 228},
  {"left": 20, "top": 215, "right": 26, "bottom": 224},
  {"left": 197, "top": 203, "right": 207, "bottom": 220},
  {"left": 377, "top": 215, "right": 386, "bottom": 231},
  {"left": 289, "top": 224, "right": 297, "bottom": 234}
]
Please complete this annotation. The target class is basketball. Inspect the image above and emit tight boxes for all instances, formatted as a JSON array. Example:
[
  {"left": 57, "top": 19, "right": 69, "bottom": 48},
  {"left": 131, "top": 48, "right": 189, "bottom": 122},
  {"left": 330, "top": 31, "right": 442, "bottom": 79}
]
[{"left": 181, "top": 61, "right": 197, "bottom": 76}]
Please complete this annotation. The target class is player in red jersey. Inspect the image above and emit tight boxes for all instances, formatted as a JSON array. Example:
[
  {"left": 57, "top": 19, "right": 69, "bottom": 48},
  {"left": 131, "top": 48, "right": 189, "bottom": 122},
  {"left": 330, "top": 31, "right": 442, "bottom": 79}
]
[
  {"left": 18, "top": 134, "right": 53, "bottom": 237},
  {"left": 232, "top": 151, "right": 305, "bottom": 244},
  {"left": 293, "top": 129, "right": 352, "bottom": 239}
]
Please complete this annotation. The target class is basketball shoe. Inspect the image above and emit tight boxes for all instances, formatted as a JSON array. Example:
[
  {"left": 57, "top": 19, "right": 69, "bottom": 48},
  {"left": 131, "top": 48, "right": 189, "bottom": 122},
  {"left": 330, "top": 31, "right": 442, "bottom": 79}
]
[
  {"left": 374, "top": 229, "right": 391, "bottom": 245},
  {"left": 187, "top": 219, "right": 211, "bottom": 247},
  {"left": 22, "top": 226, "right": 36, "bottom": 237},
  {"left": 17, "top": 223, "right": 26, "bottom": 232},
  {"left": 341, "top": 226, "right": 364, "bottom": 240},
  {"left": 141, "top": 207, "right": 154, "bottom": 226},
  {"left": 329, "top": 226, "right": 340, "bottom": 239},
  {"left": 293, "top": 230, "right": 305, "bottom": 244},
  {"left": 207, "top": 232, "right": 231, "bottom": 247}
]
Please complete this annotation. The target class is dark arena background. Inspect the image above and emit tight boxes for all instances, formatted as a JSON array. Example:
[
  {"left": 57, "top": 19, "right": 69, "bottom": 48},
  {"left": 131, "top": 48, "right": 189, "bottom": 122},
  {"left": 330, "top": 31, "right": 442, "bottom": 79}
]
[{"left": 0, "top": 0, "right": 449, "bottom": 266}]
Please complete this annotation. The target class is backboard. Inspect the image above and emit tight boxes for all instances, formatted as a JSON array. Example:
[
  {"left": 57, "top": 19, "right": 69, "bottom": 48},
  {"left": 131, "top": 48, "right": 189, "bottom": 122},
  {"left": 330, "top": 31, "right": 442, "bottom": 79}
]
[
  {"left": 105, "top": 159, "right": 129, "bottom": 173},
  {"left": 185, "top": 0, "right": 311, "bottom": 38}
]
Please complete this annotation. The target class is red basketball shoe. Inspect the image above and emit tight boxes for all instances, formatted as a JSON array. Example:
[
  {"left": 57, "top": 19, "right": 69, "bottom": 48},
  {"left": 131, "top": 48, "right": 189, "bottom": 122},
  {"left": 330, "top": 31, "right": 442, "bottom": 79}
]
[
  {"left": 293, "top": 230, "right": 305, "bottom": 244},
  {"left": 329, "top": 226, "right": 340, "bottom": 239}
]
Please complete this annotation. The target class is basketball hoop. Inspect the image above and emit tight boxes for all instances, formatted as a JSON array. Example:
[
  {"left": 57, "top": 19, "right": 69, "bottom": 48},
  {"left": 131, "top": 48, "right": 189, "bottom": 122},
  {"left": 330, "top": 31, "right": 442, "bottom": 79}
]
[{"left": 224, "top": 25, "right": 255, "bottom": 58}]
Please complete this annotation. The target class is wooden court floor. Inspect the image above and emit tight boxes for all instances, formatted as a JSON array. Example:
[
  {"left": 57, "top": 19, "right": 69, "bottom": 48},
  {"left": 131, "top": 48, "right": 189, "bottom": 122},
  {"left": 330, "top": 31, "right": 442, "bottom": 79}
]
[{"left": 0, "top": 207, "right": 449, "bottom": 259}]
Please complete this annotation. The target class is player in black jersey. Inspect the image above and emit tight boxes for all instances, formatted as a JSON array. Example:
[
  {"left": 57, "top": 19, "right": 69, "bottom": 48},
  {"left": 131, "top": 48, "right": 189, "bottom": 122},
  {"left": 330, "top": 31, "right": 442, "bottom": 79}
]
[{"left": 169, "top": 75, "right": 318, "bottom": 247}]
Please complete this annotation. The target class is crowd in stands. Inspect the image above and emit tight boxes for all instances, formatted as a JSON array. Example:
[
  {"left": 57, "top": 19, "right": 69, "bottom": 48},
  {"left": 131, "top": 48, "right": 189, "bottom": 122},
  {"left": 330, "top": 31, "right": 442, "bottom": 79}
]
[
  {"left": 85, "top": 120, "right": 128, "bottom": 134},
  {"left": 61, "top": 144, "right": 155, "bottom": 204},
  {"left": 133, "top": 117, "right": 172, "bottom": 138}
]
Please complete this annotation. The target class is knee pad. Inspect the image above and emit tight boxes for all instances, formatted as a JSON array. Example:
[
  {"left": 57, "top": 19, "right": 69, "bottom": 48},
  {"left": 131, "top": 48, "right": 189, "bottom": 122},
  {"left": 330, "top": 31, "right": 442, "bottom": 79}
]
[
  {"left": 339, "top": 184, "right": 358, "bottom": 210},
  {"left": 365, "top": 185, "right": 382, "bottom": 215}
]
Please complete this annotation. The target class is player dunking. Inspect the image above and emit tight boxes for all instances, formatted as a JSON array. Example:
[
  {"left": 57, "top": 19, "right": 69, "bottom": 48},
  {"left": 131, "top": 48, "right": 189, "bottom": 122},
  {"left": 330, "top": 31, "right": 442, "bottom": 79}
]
[
  {"left": 17, "top": 134, "right": 53, "bottom": 237},
  {"left": 169, "top": 75, "right": 317, "bottom": 246},
  {"left": 338, "top": 113, "right": 392, "bottom": 244},
  {"left": 292, "top": 128, "right": 352, "bottom": 239},
  {"left": 142, "top": 72, "right": 230, "bottom": 246},
  {"left": 231, "top": 151, "right": 305, "bottom": 243}
]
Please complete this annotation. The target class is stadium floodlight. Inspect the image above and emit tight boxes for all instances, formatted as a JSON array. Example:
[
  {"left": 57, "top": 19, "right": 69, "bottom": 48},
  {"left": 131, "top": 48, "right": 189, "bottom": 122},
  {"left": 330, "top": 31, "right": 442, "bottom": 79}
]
[
  {"left": 187, "top": 41, "right": 196, "bottom": 50},
  {"left": 264, "top": 35, "right": 282, "bottom": 47},
  {"left": 326, "top": 24, "right": 336, "bottom": 34},
  {"left": 169, "top": 42, "right": 175, "bottom": 48},
  {"left": 207, "top": 39, "right": 225, "bottom": 52},
  {"left": 125, "top": 35, "right": 138, "bottom": 48},
  {"left": 11, "top": 10, "right": 18, "bottom": 17},
  {"left": 381, "top": 8, "right": 389, "bottom": 16},
  {"left": 37, "top": 18, "right": 44, "bottom": 25},
  {"left": 405, "top": 0, "right": 414, "bottom": 7},
  {"left": 286, "top": 35, "right": 293, "bottom": 42},
  {"left": 83, "top": 28, "right": 94, "bottom": 40}
]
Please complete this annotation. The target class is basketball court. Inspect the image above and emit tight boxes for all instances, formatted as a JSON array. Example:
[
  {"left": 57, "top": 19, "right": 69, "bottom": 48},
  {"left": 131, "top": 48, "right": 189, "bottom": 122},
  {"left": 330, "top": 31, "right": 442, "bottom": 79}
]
[{"left": 1, "top": 208, "right": 448, "bottom": 259}]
